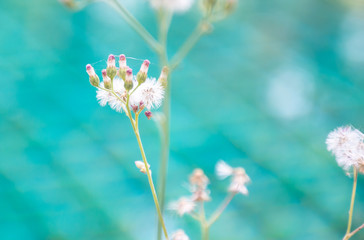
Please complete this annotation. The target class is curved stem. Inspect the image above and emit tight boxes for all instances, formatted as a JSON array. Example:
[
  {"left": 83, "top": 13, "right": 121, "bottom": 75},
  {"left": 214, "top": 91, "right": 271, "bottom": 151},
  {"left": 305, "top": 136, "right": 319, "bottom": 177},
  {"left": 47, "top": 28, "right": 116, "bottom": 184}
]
[
  {"left": 343, "top": 168, "right": 358, "bottom": 240},
  {"left": 207, "top": 193, "right": 236, "bottom": 227},
  {"left": 105, "top": 0, "right": 162, "bottom": 53},
  {"left": 126, "top": 96, "right": 169, "bottom": 240}
]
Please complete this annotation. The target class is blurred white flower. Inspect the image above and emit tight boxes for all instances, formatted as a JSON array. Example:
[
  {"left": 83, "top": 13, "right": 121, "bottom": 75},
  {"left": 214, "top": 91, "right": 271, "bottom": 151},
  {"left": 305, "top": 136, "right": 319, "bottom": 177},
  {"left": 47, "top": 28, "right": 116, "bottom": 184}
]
[
  {"left": 216, "top": 161, "right": 251, "bottom": 195},
  {"left": 228, "top": 167, "right": 251, "bottom": 195},
  {"left": 215, "top": 160, "right": 234, "bottom": 179},
  {"left": 169, "top": 197, "right": 196, "bottom": 216},
  {"left": 171, "top": 229, "right": 190, "bottom": 240},
  {"left": 149, "top": 0, "right": 194, "bottom": 13},
  {"left": 326, "top": 126, "right": 364, "bottom": 172}
]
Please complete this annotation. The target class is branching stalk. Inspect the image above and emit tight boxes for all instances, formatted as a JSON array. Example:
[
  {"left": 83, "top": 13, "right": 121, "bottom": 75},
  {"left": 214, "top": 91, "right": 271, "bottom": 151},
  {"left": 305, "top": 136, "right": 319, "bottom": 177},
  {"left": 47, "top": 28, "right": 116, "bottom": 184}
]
[{"left": 343, "top": 168, "right": 358, "bottom": 240}]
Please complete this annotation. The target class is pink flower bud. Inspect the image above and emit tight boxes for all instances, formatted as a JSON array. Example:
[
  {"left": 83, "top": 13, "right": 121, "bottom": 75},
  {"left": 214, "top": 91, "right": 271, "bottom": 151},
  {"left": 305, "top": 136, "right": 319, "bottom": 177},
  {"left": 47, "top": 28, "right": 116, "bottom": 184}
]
[
  {"left": 132, "top": 105, "right": 138, "bottom": 113},
  {"left": 101, "top": 69, "right": 107, "bottom": 78},
  {"left": 139, "top": 60, "right": 150, "bottom": 74},
  {"left": 145, "top": 111, "right": 152, "bottom": 120},
  {"left": 119, "top": 54, "right": 126, "bottom": 68},
  {"left": 126, "top": 68, "right": 133, "bottom": 82},
  {"left": 158, "top": 66, "right": 169, "bottom": 87},
  {"left": 107, "top": 54, "right": 116, "bottom": 68},
  {"left": 86, "top": 64, "right": 96, "bottom": 77}
]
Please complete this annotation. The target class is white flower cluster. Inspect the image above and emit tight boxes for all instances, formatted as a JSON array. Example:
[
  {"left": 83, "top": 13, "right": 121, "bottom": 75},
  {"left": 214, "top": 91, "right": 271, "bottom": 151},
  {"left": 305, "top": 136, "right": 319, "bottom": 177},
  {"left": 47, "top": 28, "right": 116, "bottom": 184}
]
[
  {"left": 149, "top": 0, "right": 194, "bottom": 13},
  {"left": 169, "top": 161, "right": 250, "bottom": 217},
  {"left": 326, "top": 125, "right": 364, "bottom": 173},
  {"left": 86, "top": 54, "right": 168, "bottom": 119}
]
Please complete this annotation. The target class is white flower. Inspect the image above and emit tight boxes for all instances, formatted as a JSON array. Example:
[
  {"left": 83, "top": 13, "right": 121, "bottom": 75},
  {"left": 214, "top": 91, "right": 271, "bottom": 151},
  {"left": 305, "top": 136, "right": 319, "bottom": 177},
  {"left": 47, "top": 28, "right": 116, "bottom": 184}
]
[
  {"left": 215, "top": 160, "right": 234, "bottom": 179},
  {"left": 228, "top": 167, "right": 251, "bottom": 195},
  {"left": 216, "top": 161, "right": 251, "bottom": 195},
  {"left": 169, "top": 197, "right": 196, "bottom": 216},
  {"left": 326, "top": 126, "right": 364, "bottom": 172},
  {"left": 96, "top": 78, "right": 128, "bottom": 113},
  {"left": 149, "top": 0, "right": 194, "bottom": 13},
  {"left": 171, "top": 229, "right": 189, "bottom": 240},
  {"left": 132, "top": 78, "right": 164, "bottom": 110}
]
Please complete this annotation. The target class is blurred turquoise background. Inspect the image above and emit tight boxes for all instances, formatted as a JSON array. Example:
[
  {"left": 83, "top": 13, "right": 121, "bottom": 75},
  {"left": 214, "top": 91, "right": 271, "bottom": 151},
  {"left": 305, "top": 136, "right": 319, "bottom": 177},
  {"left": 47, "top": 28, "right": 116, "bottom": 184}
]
[{"left": 1, "top": 0, "right": 364, "bottom": 239}]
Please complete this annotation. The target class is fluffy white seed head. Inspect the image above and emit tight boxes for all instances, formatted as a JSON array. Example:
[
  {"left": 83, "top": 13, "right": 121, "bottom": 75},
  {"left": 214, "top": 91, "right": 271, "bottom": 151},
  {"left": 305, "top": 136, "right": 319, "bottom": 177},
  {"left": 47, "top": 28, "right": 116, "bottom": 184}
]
[{"left": 326, "top": 126, "right": 364, "bottom": 172}]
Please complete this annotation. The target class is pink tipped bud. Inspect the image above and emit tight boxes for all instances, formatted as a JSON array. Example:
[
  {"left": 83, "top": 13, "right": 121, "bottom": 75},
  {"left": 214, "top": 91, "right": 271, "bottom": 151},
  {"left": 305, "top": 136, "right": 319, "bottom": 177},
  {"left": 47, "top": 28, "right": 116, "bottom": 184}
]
[
  {"left": 139, "top": 101, "right": 144, "bottom": 110},
  {"left": 107, "top": 54, "right": 116, "bottom": 67},
  {"left": 101, "top": 69, "right": 111, "bottom": 89},
  {"left": 126, "top": 68, "right": 133, "bottom": 81},
  {"left": 119, "top": 54, "right": 126, "bottom": 68},
  {"left": 86, "top": 64, "right": 96, "bottom": 77},
  {"left": 124, "top": 68, "right": 133, "bottom": 91},
  {"left": 145, "top": 111, "right": 152, "bottom": 120},
  {"left": 140, "top": 60, "right": 150, "bottom": 74},
  {"left": 132, "top": 105, "right": 138, "bottom": 113},
  {"left": 101, "top": 69, "right": 107, "bottom": 78},
  {"left": 158, "top": 66, "right": 169, "bottom": 88}
]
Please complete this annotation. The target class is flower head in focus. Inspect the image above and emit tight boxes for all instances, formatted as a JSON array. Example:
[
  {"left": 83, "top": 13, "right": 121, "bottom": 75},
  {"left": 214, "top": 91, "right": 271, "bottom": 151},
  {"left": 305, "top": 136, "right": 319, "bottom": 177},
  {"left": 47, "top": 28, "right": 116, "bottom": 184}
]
[
  {"left": 86, "top": 54, "right": 167, "bottom": 119},
  {"left": 215, "top": 160, "right": 251, "bottom": 195},
  {"left": 171, "top": 229, "right": 189, "bottom": 240},
  {"left": 326, "top": 125, "right": 364, "bottom": 173}
]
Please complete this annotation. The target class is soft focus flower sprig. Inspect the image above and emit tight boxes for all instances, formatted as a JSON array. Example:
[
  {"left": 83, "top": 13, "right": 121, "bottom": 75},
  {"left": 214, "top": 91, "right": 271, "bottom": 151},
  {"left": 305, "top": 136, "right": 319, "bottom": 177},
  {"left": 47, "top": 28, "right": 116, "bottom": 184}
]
[
  {"left": 169, "top": 160, "right": 251, "bottom": 240},
  {"left": 65, "top": 0, "right": 239, "bottom": 238},
  {"left": 326, "top": 125, "right": 364, "bottom": 240},
  {"left": 86, "top": 54, "right": 172, "bottom": 240}
]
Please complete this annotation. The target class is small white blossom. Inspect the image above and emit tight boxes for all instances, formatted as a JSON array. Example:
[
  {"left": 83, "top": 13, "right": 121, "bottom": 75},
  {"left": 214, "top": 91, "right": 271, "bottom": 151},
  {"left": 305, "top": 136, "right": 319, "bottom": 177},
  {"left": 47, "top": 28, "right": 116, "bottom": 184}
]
[
  {"left": 169, "top": 197, "right": 196, "bottom": 216},
  {"left": 215, "top": 160, "right": 234, "bottom": 179},
  {"left": 326, "top": 125, "right": 364, "bottom": 172},
  {"left": 228, "top": 167, "right": 251, "bottom": 195},
  {"left": 132, "top": 78, "right": 164, "bottom": 110},
  {"left": 171, "top": 229, "right": 189, "bottom": 240},
  {"left": 149, "top": 0, "right": 194, "bottom": 13},
  {"left": 96, "top": 78, "right": 128, "bottom": 113},
  {"left": 216, "top": 161, "right": 251, "bottom": 195}
]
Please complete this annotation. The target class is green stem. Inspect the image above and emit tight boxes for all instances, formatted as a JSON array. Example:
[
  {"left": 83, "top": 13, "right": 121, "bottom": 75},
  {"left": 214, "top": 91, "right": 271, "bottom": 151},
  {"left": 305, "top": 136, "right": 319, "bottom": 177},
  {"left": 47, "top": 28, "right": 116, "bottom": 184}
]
[
  {"left": 105, "top": 0, "right": 162, "bottom": 53},
  {"left": 199, "top": 202, "right": 209, "bottom": 240},
  {"left": 207, "top": 193, "right": 236, "bottom": 227},
  {"left": 169, "top": 22, "right": 207, "bottom": 70},
  {"left": 156, "top": 9, "right": 171, "bottom": 240},
  {"left": 126, "top": 97, "right": 169, "bottom": 240},
  {"left": 343, "top": 168, "right": 358, "bottom": 240}
]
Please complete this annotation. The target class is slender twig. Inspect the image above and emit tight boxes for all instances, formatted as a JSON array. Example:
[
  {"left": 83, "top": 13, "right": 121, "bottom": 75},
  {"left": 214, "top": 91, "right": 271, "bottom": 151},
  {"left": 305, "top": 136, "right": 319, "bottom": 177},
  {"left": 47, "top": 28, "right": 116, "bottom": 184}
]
[
  {"left": 343, "top": 168, "right": 358, "bottom": 240},
  {"left": 169, "top": 22, "right": 207, "bottom": 70},
  {"left": 207, "top": 193, "right": 236, "bottom": 227},
  {"left": 105, "top": 0, "right": 162, "bottom": 53},
  {"left": 125, "top": 94, "right": 169, "bottom": 240},
  {"left": 347, "top": 223, "right": 364, "bottom": 239}
]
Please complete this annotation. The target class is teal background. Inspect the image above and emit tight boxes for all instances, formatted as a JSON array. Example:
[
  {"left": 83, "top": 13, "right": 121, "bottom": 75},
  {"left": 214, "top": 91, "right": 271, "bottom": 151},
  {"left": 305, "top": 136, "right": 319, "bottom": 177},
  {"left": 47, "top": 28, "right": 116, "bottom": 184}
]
[{"left": 1, "top": 0, "right": 364, "bottom": 239}]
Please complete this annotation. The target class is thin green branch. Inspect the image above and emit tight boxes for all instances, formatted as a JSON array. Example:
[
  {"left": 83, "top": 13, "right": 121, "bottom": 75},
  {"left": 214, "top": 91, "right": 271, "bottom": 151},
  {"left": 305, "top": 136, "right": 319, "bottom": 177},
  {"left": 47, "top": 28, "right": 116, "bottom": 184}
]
[
  {"left": 207, "top": 193, "right": 236, "bottom": 227},
  {"left": 343, "top": 168, "right": 358, "bottom": 240},
  {"left": 105, "top": 0, "right": 162, "bottom": 53}
]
